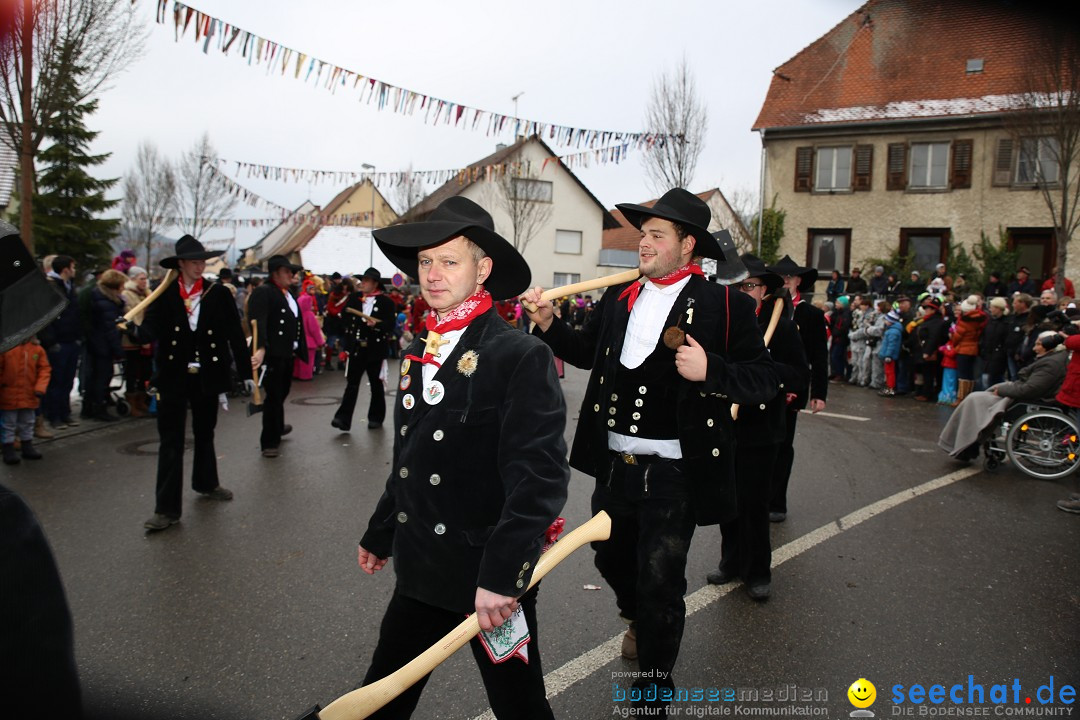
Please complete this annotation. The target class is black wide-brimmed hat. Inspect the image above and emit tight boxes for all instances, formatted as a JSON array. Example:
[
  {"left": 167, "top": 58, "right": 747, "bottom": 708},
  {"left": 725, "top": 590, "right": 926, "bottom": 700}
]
[
  {"left": 160, "top": 235, "right": 224, "bottom": 269},
  {"left": 374, "top": 196, "right": 530, "bottom": 300},
  {"left": 766, "top": 255, "right": 819, "bottom": 288},
  {"left": 615, "top": 189, "right": 724, "bottom": 259},
  {"left": 737, "top": 253, "right": 783, "bottom": 295},
  {"left": 267, "top": 255, "right": 302, "bottom": 274}
]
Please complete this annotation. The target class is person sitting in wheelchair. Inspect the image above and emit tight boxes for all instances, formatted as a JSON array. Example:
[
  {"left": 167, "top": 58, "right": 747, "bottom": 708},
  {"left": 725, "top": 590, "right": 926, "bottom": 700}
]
[{"left": 939, "top": 330, "right": 1069, "bottom": 460}]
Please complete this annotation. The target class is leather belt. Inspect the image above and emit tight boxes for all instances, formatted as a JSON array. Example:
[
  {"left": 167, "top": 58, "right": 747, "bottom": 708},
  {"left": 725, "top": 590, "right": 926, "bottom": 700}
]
[{"left": 610, "top": 451, "right": 672, "bottom": 466}]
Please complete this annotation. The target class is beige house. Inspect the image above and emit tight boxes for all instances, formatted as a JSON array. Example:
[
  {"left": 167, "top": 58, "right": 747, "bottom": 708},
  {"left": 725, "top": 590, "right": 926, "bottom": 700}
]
[
  {"left": 753, "top": 0, "right": 1068, "bottom": 292},
  {"left": 401, "top": 135, "right": 619, "bottom": 289}
]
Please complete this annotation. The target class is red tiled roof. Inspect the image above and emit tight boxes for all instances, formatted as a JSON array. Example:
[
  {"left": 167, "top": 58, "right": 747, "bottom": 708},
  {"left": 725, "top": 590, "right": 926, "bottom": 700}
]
[
  {"left": 753, "top": 0, "right": 1060, "bottom": 130},
  {"left": 602, "top": 189, "right": 719, "bottom": 251}
]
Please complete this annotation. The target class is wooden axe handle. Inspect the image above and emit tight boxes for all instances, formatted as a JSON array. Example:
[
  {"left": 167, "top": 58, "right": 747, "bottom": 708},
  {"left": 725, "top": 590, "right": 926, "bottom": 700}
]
[
  {"left": 731, "top": 296, "right": 784, "bottom": 420},
  {"left": 520, "top": 269, "right": 641, "bottom": 312},
  {"left": 345, "top": 307, "right": 381, "bottom": 323},
  {"left": 250, "top": 321, "right": 263, "bottom": 406},
  {"left": 123, "top": 269, "right": 177, "bottom": 322},
  {"left": 313, "top": 511, "right": 613, "bottom": 720}
]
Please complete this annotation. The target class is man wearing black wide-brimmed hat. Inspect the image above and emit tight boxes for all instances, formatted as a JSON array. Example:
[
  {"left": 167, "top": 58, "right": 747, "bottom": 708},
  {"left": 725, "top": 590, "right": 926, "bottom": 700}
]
[
  {"left": 522, "top": 188, "right": 777, "bottom": 714},
  {"left": 355, "top": 196, "right": 568, "bottom": 719},
  {"left": 130, "top": 235, "right": 252, "bottom": 532},
  {"left": 331, "top": 266, "right": 396, "bottom": 431},
  {"left": 248, "top": 255, "right": 308, "bottom": 458},
  {"left": 764, "top": 255, "right": 829, "bottom": 524},
  {"left": 706, "top": 253, "right": 808, "bottom": 601}
]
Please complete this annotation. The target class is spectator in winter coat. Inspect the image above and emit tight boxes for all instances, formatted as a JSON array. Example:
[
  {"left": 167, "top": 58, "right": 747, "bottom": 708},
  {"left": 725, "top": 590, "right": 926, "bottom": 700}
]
[
  {"left": 293, "top": 290, "right": 326, "bottom": 381},
  {"left": 1005, "top": 293, "right": 1033, "bottom": 379},
  {"left": 120, "top": 267, "right": 153, "bottom": 418},
  {"left": 84, "top": 270, "right": 127, "bottom": 422},
  {"left": 950, "top": 295, "right": 988, "bottom": 398},
  {"left": 38, "top": 255, "right": 81, "bottom": 431},
  {"left": 877, "top": 310, "right": 903, "bottom": 396},
  {"left": 825, "top": 270, "right": 845, "bottom": 302},
  {"left": 846, "top": 268, "right": 869, "bottom": 294},
  {"left": 1041, "top": 266, "right": 1075, "bottom": 298},
  {"left": 0, "top": 339, "right": 51, "bottom": 464},
  {"left": 1007, "top": 267, "right": 1037, "bottom": 296},
  {"left": 912, "top": 297, "right": 948, "bottom": 401},
  {"left": 979, "top": 297, "right": 1011, "bottom": 389},
  {"left": 886, "top": 273, "right": 902, "bottom": 299},
  {"left": 868, "top": 266, "right": 889, "bottom": 298},
  {"left": 904, "top": 270, "right": 924, "bottom": 298},
  {"left": 940, "top": 331, "right": 1068, "bottom": 460},
  {"left": 983, "top": 271, "right": 1008, "bottom": 299},
  {"left": 829, "top": 296, "right": 851, "bottom": 380}
]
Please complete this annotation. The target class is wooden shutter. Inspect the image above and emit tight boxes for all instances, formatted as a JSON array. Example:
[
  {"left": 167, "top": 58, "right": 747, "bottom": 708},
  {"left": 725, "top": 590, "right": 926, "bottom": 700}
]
[
  {"left": 795, "top": 146, "right": 814, "bottom": 192},
  {"left": 992, "top": 138, "right": 1014, "bottom": 186},
  {"left": 886, "top": 143, "right": 908, "bottom": 190},
  {"left": 950, "top": 139, "right": 973, "bottom": 189},
  {"left": 854, "top": 145, "right": 873, "bottom": 191}
]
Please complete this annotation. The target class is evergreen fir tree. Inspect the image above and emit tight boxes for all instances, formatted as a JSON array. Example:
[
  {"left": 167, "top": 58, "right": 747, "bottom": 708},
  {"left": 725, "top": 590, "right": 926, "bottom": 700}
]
[{"left": 30, "top": 64, "right": 120, "bottom": 270}]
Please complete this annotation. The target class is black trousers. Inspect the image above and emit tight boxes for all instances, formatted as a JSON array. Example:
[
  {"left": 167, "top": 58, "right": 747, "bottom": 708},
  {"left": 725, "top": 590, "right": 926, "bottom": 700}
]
[
  {"left": 261, "top": 355, "right": 293, "bottom": 450},
  {"left": 361, "top": 587, "right": 553, "bottom": 720},
  {"left": 914, "top": 360, "right": 941, "bottom": 399},
  {"left": 333, "top": 348, "right": 386, "bottom": 428},
  {"left": 769, "top": 408, "right": 799, "bottom": 515},
  {"left": 592, "top": 456, "right": 696, "bottom": 690},
  {"left": 720, "top": 442, "right": 779, "bottom": 585},
  {"left": 154, "top": 374, "right": 221, "bottom": 518}
]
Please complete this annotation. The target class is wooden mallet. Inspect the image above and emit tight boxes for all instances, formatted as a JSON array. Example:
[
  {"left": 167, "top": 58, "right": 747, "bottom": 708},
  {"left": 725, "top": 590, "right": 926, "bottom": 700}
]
[
  {"left": 519, "top": 269, "right": 642, "bottom": 313},
  {"left": 294, "top": 511, "right": 613, "bottom": 720}
]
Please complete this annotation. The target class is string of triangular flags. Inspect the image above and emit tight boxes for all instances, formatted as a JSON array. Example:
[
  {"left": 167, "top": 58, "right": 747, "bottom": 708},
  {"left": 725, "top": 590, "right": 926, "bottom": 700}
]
[
  {"left": 157, "top": 0, "right": 673, "bottom": 150},
  {"left": 216, "top": 143, "right": 635, "bottom": 187}
]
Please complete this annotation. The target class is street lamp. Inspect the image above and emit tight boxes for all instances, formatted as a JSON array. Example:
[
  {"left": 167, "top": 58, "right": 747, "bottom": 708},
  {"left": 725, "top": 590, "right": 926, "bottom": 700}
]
[{"left": 362, "top": 163, "right": 375, "bottom": 268}]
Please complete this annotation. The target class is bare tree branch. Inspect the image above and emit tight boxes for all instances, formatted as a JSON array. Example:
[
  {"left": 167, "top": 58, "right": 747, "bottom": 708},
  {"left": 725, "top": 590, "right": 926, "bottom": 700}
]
[
  {"left": 641, "top": 57, "right": 708, "bottom": 195},
  {"left": 485, "top": 162, "right": 553, "bottom": 256},
  {"left": 122, "top": 140, "right": 177, "bottom": 269},
  {"left": 176, "top": 133, "right": 237, "bottom": 240},
  {"left": 1006, "top": 27, "right": 1080, "bottom": 292},
  {"left": 389, "top": 165, "right": 429, "bottom": 216}
]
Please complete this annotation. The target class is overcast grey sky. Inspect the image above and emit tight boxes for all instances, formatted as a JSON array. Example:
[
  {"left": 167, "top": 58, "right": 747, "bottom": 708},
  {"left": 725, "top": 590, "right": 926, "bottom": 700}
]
[{"left": 91, "top": 0, "right": 864, "bottom": 255}]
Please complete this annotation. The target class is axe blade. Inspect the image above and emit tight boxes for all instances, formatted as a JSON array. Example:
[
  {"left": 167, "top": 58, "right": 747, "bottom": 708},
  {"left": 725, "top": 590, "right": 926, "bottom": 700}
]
[
  {"left": 710, "top": 230, "right": 749, "bottom": 285},
  {"left": 293, "top": 705, "right": 322, "bottom": 720},
  {"left": 247, "top": 399, "right": 263, "bottom": 417}
]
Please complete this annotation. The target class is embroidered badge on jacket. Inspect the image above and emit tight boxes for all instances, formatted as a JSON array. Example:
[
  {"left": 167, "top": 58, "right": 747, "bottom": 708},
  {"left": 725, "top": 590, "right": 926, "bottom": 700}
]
[{"left": 457, "top": 350, "right": 479, "bottom": 377}]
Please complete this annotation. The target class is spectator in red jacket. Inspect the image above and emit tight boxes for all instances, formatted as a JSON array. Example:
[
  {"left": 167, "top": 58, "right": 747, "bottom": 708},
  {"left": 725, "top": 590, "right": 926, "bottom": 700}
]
[{"left": 1041, "top": 266, "right": 1075, "bottom": 299}]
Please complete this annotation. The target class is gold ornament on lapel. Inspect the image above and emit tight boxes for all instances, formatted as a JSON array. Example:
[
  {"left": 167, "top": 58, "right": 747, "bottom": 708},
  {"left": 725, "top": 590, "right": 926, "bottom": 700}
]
[{"left": 457, "top": 350, "right": 479, "bottom": 377}]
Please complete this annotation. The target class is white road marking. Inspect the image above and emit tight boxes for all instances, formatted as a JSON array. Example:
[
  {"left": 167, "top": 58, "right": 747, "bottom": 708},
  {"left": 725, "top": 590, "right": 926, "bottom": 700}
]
[
  {"left": 469, "top": 465, "right": 983, "bottom": 720},
  {"left": 799, "top": 409, "right": 870, "bottom": 421}
]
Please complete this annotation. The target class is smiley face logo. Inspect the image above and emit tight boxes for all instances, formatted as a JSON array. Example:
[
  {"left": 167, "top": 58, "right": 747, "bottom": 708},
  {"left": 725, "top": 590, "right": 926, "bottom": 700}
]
[{"left": 848, "top": 678, "right": 877, "bottom": 709}]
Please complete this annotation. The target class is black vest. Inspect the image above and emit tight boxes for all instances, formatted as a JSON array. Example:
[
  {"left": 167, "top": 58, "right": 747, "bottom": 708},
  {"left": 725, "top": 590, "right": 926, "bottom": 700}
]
[{"left": 609, "top": 341, "right": 680, "bottom": 440}]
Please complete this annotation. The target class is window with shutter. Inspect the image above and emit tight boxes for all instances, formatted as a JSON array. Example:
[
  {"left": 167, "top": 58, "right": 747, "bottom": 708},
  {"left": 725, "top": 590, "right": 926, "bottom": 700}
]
[
  {"left": 993, "top": 138, "right": 1014, "bottom": 186},
  {"left": 887, "top": 143, "right": 908, "bottom": 191},
  {"left": 950, "top": 140, "right": 973, "bottom": 189},
  {"left": 795, "top": 147, "right": 813, "bottom": 192},
  {"left": 854, "top": 145, "right": 873, "bottom": 191}
]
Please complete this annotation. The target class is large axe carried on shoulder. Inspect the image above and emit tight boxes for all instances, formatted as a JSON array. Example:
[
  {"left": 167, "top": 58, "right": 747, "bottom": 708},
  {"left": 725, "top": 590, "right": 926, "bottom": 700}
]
[
  {"left": 293, "top": 511, "right": 612, "bottom": 720},
  {"left": 519, "top": 229, "right": 748, "bottom": 314}
]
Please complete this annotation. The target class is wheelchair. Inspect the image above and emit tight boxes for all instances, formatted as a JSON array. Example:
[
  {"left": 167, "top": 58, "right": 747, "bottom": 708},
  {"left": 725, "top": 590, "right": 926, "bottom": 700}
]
[{"left": 983, "top": 401, "right": 1080, "bottom": 479}]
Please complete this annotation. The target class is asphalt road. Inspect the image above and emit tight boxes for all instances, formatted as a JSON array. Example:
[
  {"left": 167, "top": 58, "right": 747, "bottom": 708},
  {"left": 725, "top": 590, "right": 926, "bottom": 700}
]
[{"left": 6, "top": 362, "right": 1079, "bottom": 720}]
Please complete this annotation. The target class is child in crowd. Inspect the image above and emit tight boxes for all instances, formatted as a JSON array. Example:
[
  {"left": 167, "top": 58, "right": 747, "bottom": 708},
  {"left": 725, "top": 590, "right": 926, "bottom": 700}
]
[
  {"left": 937, "top": 332, "right": 959, "bottom": 405},
  {"left": 1, "top": 337, "right": 52, "bottom": 465},
  {"left": 877, "top": 309, "right": 903, "bottom": 396}
]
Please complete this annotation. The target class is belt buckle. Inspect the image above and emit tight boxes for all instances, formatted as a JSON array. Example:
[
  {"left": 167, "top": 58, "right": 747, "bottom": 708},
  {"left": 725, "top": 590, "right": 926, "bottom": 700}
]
[{"left": 620, "top": 452, "right": 637, "bottom": 465}]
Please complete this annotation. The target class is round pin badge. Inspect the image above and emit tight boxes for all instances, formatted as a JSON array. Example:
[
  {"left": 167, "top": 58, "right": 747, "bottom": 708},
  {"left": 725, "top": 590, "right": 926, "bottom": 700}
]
[
  {"left": 402, "top": 393, "right": 415, "bottom": 410},
  {"left": 424, "top": 380, "right": 445, "bottom": 405},
  {"left": 400, "top": 358, "right": 411, "bottom": 375},
  {"left": 399, "top": 374, "right": 412, "bottom": 391}
]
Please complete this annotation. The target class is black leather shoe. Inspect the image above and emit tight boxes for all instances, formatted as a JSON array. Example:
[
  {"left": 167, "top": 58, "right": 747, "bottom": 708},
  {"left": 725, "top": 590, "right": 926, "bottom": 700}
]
[
  {"left": 706, "top": 568, "right": 737, "bottom": 585},
  {"left": 769, "top": 511, "right": 786, "bottom": 523},
  {"left": 747, "top": 583, "right": 771, "bottom": 601},
  {"left": 281, "top": 424, "right": 292, "bottom": 436},
  {"left": 367, "top": 420, "right": 382, "bottom": 429},
  {"left": 330, "top": 417, "right": 350, "bottom": 432}
]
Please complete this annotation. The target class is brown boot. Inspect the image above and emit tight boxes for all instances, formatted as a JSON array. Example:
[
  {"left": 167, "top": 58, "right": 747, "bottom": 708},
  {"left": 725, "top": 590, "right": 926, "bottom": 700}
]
[
  {"left": 126, "top": 392, "right": 147, "bottom": 418},
  {"left": 620, "top": 625, "right": 638, "bottom": 660},
  {"left": 34, "top": 415, "right": 55, "bottom": 439},
  {"left": 956, "top": 379, "right": 974, "bottom": 404}
]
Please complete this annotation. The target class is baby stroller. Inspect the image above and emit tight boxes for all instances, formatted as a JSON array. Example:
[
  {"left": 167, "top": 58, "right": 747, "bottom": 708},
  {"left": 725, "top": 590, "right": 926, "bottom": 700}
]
[{"left": 108, "top": 359, "right": 130, "bottom": 417}]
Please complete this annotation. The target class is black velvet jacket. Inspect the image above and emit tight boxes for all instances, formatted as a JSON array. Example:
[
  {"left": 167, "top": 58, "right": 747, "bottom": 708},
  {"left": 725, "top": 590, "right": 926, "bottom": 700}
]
[
  {"left": 360, "top": 308, "right": 569, "bottom": 614},
  {"left": 736, "top": 309, "right": 809, "bottom": 447},
  {"left": 792, "top": 300, "right": 829, "bottom": 407},
  {"left": 136, "top": 281, "right": 250, "bottom": 397},
  {"left": 247, "top": 282, "right": 308, "bottom": 361},
  {"left": 536, "top": 275, "right": 777, "bottom": 526}
]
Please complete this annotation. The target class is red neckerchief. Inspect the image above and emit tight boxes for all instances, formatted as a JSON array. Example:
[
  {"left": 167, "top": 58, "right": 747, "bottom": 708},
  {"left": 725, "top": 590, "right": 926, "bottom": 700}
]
[
  {"left": 792, "top": 290, "right": 802, "bottom": 305},
  {"left": 327, "top": 291, "right": 348, "bottom": 316},
  {"left": 618, "top": 263, "right": 704, "bottom": 311},
  {"left": 404, "top": 289, "right": 492, "bottom": 369},
  {"left": 178, "top": 278, "right": 204, "bottom": 316}
]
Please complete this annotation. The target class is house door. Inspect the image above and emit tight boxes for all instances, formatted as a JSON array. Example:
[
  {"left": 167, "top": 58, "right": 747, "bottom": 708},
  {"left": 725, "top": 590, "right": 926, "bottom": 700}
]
[{"left": 1008, "top": 228, "right": 1055, "bottom": 287}]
